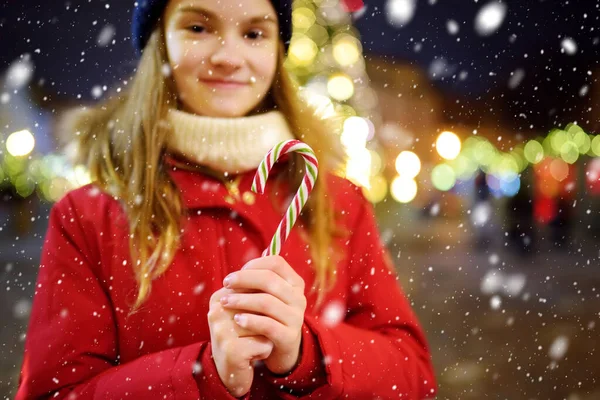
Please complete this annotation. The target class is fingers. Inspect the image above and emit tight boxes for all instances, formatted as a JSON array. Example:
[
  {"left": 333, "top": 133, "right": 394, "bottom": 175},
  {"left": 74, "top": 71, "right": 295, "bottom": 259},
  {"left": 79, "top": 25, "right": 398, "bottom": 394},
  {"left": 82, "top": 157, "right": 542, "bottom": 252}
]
[
  {"left": 220, "top": 292, "right": 295, "bottom": 326},
  {"left": 208, "top": 289, "right": 274, "bottom": 398},
  {"left": 233, "top": 312, "right": 298, "bottom": 349},
  {"left": 219, "top": 336, "right": 273, "bottom": 373},
  {"left": 222, "top": 307, "right": 257, "bottom": 338},
  {"left": 224, "top": 269, "right": 301, "bottom": 306},
  {"left": 209, "top": 286, "right": 236, "bottom": 305},
  {"left": 207, "top": 305, "right": 238, "bottom": 342},
  {"left": 241, "top": 255, "right": 305, "bottom": 289}
]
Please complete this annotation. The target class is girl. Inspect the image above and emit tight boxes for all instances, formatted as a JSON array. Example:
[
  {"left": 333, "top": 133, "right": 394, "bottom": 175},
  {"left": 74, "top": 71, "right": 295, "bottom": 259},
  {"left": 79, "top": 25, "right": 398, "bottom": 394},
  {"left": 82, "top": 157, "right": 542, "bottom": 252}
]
[{"left": 15, "top": 0, "right": 437, "bottom": 398}]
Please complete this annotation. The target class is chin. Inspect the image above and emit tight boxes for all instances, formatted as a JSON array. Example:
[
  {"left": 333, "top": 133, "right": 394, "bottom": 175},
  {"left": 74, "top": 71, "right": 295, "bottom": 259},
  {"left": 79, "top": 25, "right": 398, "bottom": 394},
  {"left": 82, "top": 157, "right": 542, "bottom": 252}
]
[
  {"left": 206, "top": 110, "right": 248, "bottom": 118},
  {"left": 205, "top": 104, "right": 255, "bottom": 118},
  {"left": 182, "top": 97, "right": 260, "bottom": 118}
]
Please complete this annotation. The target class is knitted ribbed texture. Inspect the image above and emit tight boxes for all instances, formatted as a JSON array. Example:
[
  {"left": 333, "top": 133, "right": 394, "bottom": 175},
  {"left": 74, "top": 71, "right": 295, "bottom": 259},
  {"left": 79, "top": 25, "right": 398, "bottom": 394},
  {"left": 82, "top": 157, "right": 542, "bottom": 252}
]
[{"left": 167, "top": 109, "right": 295, "bottom": 174}]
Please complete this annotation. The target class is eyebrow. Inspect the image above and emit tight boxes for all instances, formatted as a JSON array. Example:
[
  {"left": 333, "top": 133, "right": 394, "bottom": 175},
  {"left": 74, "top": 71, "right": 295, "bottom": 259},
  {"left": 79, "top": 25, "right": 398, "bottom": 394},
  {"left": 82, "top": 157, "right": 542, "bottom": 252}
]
[{"left": 178, "top": 6, "right": 277, "bottom": 25}]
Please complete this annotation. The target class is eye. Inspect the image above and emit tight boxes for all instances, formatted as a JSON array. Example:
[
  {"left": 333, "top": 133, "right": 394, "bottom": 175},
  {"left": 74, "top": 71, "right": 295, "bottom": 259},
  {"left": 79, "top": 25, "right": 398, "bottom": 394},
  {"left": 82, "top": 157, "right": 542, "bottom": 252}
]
[
  {"left": 187, "top": 24, "right": 206, "bottom": 33},
  {"left": 245, "top": 29, "right": 264, "bottom": 40}
]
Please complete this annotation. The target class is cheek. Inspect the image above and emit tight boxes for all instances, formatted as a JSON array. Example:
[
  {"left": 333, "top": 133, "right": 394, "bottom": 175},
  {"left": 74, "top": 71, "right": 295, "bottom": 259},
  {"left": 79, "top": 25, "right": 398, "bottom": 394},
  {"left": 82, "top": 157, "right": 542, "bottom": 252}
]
[
  {"left": 165, "top": 34, "right": 183, "bottom": 64},
  {"left": 255, "top": 50, "right": 278, "bottom": 81},
  {"left": 167, "top": 39, "right": 206, "bottom": 77},
  {"left": 178, "top": 46, "right": 208, "bottom": 69}
]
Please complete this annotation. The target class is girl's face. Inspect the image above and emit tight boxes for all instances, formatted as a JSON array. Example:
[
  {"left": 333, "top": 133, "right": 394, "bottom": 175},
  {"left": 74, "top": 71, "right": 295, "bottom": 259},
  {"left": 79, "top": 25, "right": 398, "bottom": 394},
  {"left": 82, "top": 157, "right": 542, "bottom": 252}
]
[{"left": 163, "top": 0, "right": 279, "bottom": 117}]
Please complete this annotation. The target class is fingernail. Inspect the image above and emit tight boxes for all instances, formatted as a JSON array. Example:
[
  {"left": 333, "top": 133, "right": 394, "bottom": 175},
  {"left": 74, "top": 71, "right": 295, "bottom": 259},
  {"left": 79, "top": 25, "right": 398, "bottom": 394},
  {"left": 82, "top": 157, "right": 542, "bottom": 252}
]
[
  {"left": 234, "top": 314, "right": 247, "bottom": 327},
  {"left": 223, "top": 273, "right": 235, "bottom": 287}
]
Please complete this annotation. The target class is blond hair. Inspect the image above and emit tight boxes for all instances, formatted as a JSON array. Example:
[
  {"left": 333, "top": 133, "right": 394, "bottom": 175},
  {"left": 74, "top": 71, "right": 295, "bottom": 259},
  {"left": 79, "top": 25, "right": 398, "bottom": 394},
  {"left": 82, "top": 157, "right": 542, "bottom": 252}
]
[{"left": 65, "top": 28, "right": 347, "bottom": 315}]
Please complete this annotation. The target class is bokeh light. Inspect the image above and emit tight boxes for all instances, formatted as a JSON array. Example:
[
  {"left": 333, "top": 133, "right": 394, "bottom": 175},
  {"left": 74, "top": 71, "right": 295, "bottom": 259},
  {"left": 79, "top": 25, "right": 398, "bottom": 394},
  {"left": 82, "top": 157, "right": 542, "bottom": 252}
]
[
  {"left": 492, "top": 154, "right": 520, "bottom": 177},
  {"left": 431, "top": 164, "right": 456, "bottom": 191},
  {"left": 369, "top": 150, "right": 383, "bottom": 176},
  {"left": 327, "top": 73, "right": 354, "bottom": 101},
  {"left": 549, "top": 158, "right": 569, "bottom": 181},
  {"left": 341, "top": 117, "right": 369, "bottom": 149},
  {"left": 292, "top": 7, "right": 316, "bottom": 31},
  {"left": 48, "top": 177, "right": 71, "bottom": 202},
  {"left": 301, "top": 91, "right": 336, "bottom": 119},
  {"left": 560, "top": 141, "right": 579, "bottom": 164},
  {"left": 450, "top": 154, "right": 478, "bottom": 180},
  {"left": 345, "top": 147, "right": 371, "bottom": 188},
  {"left": 390, "top": 176, "right": 418, "bottom": 203},
  {"left": 73, "top": 165, "right": 92, "bottom": 186},
  {"left": 510, "top": 148, "right": 528, "bottom": 172},
  {"left": 568, "top": 125, "right": 591, "bottom": 154},
  {"left": 289, "top": 36, "right": 318, "bottom": 66},
  {"left": 524, "top": 140, "right": 544, "bottom": 164},
  {"left": 306, "top": 24, "right": 329, "bottom": 47},
  {"left": 488, "top": 173, "right": 521, "bottom": 197},
  {"left": 472, "top": 139, "right": 497, "bottom": 167},
  {"left": 332, "top": 34, "right": 361, "bottom": 67},
  {"left": 500, "top": 174, "right": 521, "bottom": 197},
  {"left": 395, "top": 151, "right": 421, "bottom": 179},
  {"left": 586, "top": 158, "right": 600, "bottom": 191},
  {"left": 362, "top": 175, "right": 388, "bottom": 203},
  {"left": 591, "top": 135, "right": 600, "bottom": 156},
  {"left": 436, "top": 131, "right": 462, "bottom": 160},
  {"left": 550, "top": 129, "right": 568, "bottom": 154},
  {"left": 14, "top": 175, "right": 35, "bottom": 197},
  {"left": 6, "top": 129, "right": 35, "bottom": 157}
]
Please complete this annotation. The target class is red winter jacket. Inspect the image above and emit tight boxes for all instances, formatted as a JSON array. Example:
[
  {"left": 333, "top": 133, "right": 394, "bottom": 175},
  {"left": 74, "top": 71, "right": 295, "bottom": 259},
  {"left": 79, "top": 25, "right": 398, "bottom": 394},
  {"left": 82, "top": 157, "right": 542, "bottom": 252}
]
[{"left": 15, "top": 156, "right": 437, "bottom": 399}]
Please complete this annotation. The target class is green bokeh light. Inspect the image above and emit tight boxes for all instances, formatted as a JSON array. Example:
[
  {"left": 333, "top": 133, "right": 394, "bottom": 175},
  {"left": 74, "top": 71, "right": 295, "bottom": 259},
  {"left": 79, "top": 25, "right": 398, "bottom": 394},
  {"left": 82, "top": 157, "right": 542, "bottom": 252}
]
[
  {"left": 524, "top": 140, "right": 544, "bottom": 164},
  {"left": 550, "top": 129, "right": 568, "bottom": 154},
  {"left": 572, "top": 130, "right": 590, "bottom": 154},
  {"left": 560, "top": 141, "right": 579, "bottom": 164},
  {"left": 591, "top": 135, "right": 600, "bottom": 156},
  {"left": 431, "top": 164, "right": 456, "bottom": 191},
  {"left": 450, "top": 154, "right": 478, "bottom": 180}
]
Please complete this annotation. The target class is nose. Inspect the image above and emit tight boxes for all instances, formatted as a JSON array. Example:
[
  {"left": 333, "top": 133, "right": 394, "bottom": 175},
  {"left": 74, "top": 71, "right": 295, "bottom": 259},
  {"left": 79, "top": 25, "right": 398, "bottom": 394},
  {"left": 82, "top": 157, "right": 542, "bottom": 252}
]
[{"left": 209, "top": 36, "right": 244, "bottom": 70}]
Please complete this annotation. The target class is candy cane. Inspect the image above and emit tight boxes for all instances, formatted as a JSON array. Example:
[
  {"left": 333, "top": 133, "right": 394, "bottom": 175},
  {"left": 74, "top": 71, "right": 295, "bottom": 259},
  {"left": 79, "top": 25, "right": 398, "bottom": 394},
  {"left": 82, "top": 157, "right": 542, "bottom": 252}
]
[{"left": 251, "top": 139, "right": 319, "bottom": 256}]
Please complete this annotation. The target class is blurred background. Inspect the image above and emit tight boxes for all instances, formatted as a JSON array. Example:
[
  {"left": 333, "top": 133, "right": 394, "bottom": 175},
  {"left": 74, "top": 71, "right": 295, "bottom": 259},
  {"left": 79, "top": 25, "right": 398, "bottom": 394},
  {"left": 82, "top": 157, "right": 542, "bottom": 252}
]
[{"left": 1, "top": 0, "right": 599, "bottom": 398}]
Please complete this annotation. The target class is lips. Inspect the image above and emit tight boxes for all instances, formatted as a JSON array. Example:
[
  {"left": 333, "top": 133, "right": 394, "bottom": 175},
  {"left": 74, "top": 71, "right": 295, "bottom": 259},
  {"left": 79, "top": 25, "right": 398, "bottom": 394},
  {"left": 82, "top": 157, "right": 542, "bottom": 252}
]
[{"left": 199, "top": 79, "right": 249, "bottom": 89}]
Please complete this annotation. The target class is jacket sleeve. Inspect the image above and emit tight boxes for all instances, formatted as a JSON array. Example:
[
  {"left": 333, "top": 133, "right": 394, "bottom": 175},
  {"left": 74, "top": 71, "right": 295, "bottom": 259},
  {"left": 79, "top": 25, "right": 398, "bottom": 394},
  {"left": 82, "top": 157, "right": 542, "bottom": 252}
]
[
  {"left": 15, "top": 194, "right": 245, "bottom": 400},
  {"left": 263, "top": 192, "right": 437, "bottom": 399}
]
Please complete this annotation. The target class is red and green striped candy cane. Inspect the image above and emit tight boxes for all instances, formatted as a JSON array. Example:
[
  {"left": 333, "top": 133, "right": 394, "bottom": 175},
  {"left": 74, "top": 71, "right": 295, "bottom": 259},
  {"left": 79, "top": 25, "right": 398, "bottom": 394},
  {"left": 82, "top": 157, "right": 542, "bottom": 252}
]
[{"left": 251, "top": 139, "right": 319, "bottom": 256}]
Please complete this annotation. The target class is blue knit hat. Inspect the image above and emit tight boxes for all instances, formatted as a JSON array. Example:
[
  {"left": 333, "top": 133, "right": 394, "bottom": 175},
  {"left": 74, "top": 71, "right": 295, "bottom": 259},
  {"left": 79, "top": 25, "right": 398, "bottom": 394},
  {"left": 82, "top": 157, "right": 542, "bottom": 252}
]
[{"left": 132, "top": 0, "right": 293, "bottom": 55}]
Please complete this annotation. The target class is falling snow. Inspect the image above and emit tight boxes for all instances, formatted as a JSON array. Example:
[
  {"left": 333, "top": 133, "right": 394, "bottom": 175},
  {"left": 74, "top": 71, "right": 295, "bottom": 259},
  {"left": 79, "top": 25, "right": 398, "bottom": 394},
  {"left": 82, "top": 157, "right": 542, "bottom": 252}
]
[
  {"left": 508, "top": 68, "right": 526, "bottom": 90},
  {"left": 5, "top": 57, "right": 34, "bottom": 89},
  {"left": 474, "top": 1, "right": 507, "bottom": 36},
  {"left": 548, "top": 336, "right": 569, "bottom": 361},
  {"left": 386, "top": 0, "right": 417, "bottom": 28},
  {"left": 446, "top": 20, "right": 460, "bottom": 36},
  {"left": 322, "top": 301, "right": 345, "bottom": 327},
  {"left": 561, "top": 37, "right": 578, "bottom": 55},
  {"left": 96, "top": 24, "right": 116, "bottom": 47},
  {"left": 1, "top": 1, "right": 600, "bottom": 399}
]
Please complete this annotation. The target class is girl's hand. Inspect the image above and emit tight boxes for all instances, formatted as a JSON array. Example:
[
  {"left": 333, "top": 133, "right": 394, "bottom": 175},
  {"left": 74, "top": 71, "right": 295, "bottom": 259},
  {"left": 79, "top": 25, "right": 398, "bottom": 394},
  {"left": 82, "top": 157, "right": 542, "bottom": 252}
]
[
  {"left": 208, "top": 287, "right": 274, "bottom": 397},
  {"left": 220, "top": 255, "right": 307, "bottom": 375}
]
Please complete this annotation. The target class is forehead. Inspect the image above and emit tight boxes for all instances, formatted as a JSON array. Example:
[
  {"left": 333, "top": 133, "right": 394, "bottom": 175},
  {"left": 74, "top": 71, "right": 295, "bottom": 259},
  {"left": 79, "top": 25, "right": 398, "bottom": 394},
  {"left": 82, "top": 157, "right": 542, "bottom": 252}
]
[{"left": 165, "top": 0, "right": 278, "bottom": 20}]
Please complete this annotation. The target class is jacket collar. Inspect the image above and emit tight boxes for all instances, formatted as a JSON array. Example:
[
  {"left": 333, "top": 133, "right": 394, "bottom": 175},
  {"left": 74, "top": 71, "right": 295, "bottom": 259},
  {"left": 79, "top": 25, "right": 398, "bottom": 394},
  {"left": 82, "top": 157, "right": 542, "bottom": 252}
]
[{"left": 164, "top": 154, "right": 294, "bottom": 252}]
